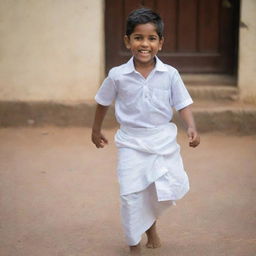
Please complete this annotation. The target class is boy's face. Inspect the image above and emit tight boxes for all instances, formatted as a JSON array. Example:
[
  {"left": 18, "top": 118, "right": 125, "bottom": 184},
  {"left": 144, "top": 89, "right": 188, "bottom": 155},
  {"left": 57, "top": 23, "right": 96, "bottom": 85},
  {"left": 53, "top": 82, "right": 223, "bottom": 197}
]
[{"left": 124, "top": 23, "right": 164, "bottom": 67}]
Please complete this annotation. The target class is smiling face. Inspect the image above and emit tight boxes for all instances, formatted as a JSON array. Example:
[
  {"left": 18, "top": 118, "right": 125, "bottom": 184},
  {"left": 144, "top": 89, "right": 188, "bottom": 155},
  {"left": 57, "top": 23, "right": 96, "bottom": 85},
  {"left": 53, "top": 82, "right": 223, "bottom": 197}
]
[{"left": 124, "top": 23, "right": 164, "bottom": 69}]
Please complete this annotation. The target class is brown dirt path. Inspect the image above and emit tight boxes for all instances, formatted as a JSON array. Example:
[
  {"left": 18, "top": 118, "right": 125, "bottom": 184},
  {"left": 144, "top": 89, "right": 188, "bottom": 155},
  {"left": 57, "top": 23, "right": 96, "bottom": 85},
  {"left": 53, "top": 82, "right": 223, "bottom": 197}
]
[{"left": 0, "top": 127, "right": 255, "bottom": 256}]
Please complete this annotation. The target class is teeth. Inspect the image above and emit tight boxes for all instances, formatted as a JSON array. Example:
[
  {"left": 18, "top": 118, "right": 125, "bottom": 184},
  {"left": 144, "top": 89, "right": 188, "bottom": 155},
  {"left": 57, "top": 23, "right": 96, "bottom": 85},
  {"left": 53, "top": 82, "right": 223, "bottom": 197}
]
[{"left": 139, "top": 50, "right": 149, "bottom": 53}]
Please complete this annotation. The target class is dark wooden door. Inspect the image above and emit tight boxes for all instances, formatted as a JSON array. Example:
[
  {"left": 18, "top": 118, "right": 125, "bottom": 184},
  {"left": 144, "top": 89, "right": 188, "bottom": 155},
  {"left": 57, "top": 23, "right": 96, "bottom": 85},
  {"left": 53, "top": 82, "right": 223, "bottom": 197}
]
[{"left": 105, "top": 0, "right": 239, "bottom": 74}]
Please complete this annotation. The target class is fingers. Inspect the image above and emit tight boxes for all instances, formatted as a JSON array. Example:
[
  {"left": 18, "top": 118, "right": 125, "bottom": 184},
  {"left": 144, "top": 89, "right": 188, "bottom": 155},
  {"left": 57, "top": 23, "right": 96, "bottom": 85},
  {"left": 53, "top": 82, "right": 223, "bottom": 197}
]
[
  {"left": 101, "top": 135, "right": 108, "bottom": 144},
  {"left": 95, "top": 139, "right": 105, "bottom": 148},
  {"left": 97, "top": 135, "right": 108, "bottom": 148},
  {"left": 91, "top": 132, "right": 108, "bottom": 148},
  {"left": 94, "top": 140, "right": 104, "bottom": 148},
  {"left": 189, "top": 135, "right": 200, "bottom": 148},
  {"left": 188, "top": 134, "right": 194, "bottom": 143},
  {"left": 98, "top": 139, "right": 107, "bottom": 148},
  {"left": 187, "top": 128, "right": 200, "bottom": 148}
]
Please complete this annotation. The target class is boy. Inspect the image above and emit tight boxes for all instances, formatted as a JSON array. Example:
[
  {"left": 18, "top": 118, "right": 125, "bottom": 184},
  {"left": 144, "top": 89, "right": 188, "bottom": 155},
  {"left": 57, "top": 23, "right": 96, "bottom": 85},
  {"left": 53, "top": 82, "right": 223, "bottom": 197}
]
[{"left": 91, "top": 8, "right": 200, "bottom": 255}]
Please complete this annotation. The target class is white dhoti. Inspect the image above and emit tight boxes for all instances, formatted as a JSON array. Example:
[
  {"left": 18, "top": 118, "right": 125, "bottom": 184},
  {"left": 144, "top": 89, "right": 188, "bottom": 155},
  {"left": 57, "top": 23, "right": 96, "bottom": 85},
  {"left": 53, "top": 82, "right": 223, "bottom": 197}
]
[{"left": 115, "top": 123, "right": 190, "bottom": 246}]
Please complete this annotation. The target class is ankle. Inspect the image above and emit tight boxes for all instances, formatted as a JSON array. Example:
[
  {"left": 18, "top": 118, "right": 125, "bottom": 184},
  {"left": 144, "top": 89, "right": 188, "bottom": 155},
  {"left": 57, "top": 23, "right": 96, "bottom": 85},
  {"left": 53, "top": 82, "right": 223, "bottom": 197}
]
[
  {"left": 129, "top": 243, "right": 141, "bottom": 255},
  {"left": 146, "top": 221, "right": 157, "bottom": 235}
]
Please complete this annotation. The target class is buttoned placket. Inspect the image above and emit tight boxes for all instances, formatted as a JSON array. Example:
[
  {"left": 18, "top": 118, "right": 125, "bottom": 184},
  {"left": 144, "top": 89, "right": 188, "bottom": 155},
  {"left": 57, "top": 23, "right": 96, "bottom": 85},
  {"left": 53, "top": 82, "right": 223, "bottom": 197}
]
[
  {"left": 142, "top": 79, "right": 149, "bottom": 101},
  {"left": 135, "top": 69, "right": 156, "bottom": 102}
]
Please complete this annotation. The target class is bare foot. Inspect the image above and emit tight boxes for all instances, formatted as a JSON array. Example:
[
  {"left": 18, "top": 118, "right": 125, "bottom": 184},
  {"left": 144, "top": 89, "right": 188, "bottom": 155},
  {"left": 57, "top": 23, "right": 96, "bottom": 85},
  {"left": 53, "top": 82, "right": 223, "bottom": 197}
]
[
  {"left": 129, "top": 243, "right": 141, "bottom": 255},
  {"left": 145, "top": 221, "right": 161, "bottom": 249}
]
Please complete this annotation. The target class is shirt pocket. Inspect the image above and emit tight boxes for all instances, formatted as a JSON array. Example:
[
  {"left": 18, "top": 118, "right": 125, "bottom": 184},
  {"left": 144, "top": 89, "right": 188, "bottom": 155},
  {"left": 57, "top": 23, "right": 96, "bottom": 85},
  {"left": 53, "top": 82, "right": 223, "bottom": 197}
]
[{"left": 150, "top": 88, "right": 170, "bottom": 110}]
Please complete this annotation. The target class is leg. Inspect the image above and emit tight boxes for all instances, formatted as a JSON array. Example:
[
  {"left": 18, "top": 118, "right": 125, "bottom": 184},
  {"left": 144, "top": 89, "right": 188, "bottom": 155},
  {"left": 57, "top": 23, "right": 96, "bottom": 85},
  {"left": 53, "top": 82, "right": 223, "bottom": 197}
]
[
  {"left": 145, "top": 221, "right": 161, "bottom": 248},
  {"left": 129, "top": 243, "right": 141, "bottom": 255}
]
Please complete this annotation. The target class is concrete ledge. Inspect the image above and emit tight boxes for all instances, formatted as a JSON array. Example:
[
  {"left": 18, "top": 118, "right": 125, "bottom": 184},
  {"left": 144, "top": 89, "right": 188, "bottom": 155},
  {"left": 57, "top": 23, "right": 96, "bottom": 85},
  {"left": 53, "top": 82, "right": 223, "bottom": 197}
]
[
  {"left": 192, "top": 109, "right": 256, "bottom": 135},
  {"left": 0, "top": 101, "right": 256, "bottom": 134},
  {"left": 182, "top": 74, "right": 236, "bottom": 86},
  {"left": 0, "top": 101, "right": 117, "bottom": 128},
  {"left": 187, "top": 85, "right": 239, "bottom": 101}
]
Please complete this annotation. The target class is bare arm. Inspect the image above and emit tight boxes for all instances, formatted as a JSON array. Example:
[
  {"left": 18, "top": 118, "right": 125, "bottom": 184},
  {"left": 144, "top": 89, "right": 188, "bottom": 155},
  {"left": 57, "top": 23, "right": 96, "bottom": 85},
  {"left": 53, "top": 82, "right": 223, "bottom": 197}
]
[
  {"left": 178, "top": 106, "right": 200, "bottom": 148},
  {"left": 91, "top": 104, "right": 109, "bottom": 148}
]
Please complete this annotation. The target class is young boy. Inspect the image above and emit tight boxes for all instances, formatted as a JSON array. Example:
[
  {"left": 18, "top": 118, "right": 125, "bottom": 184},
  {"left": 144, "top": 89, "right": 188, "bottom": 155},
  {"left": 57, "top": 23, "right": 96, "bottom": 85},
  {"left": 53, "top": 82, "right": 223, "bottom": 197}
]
[{"left": 91, "top": 8, "right": 200, "bottom": 255}]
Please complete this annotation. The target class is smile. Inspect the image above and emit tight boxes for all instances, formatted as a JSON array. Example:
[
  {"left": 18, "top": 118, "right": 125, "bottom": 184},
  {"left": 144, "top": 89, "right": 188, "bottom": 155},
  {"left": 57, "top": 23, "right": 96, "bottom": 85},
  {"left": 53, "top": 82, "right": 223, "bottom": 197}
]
[{"left": 138, "top": 50, "right": 151, "bottom": 54}]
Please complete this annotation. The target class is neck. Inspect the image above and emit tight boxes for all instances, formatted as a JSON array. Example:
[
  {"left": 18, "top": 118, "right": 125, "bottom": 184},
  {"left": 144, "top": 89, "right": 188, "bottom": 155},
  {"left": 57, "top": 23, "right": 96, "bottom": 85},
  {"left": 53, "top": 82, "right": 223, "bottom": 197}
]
[
  {"left": 133, "top": 57, "right": 156, "bottom": 78},
  {"left": 133, "top": 57, "right": 156, "bottom": 70}
]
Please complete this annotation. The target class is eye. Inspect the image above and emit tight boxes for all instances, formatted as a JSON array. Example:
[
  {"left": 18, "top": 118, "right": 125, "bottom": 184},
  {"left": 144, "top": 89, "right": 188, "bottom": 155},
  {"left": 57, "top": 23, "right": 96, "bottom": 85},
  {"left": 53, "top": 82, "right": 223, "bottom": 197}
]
[
  {"left": 149, "top": 37, "right": 157, "bottom": 41},
  {"left": 134, "top": 36, "right": 142, "bottom": 41}
]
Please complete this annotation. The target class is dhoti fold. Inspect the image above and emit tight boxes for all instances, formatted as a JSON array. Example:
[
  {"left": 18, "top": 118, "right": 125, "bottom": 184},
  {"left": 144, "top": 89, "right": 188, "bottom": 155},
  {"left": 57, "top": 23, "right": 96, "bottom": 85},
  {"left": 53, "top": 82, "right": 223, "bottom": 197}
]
[{"left": 115, "top": 123, "right": 189, "bottom": 246}]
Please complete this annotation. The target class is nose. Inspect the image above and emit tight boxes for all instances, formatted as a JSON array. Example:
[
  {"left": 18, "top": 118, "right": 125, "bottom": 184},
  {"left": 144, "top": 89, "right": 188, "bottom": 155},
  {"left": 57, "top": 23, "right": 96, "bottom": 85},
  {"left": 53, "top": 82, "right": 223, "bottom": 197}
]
[{"left": 141, "top": 39, "right": 149, "bottom": 47}]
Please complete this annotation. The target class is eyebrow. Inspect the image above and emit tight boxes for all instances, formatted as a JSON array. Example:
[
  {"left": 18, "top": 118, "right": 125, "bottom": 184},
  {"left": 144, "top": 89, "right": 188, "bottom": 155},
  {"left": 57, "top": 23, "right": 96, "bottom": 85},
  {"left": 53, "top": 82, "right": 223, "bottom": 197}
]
[{"left": 133, "top": 34, "right": 158, "bottom": 37}]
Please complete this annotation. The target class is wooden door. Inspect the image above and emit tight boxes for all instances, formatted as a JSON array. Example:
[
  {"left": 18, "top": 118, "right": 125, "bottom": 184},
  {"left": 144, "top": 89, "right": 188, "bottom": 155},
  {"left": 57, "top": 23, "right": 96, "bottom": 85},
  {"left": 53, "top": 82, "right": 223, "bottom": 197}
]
[{"left": 105, "top": 0, "right": 239, "bottom": 74}]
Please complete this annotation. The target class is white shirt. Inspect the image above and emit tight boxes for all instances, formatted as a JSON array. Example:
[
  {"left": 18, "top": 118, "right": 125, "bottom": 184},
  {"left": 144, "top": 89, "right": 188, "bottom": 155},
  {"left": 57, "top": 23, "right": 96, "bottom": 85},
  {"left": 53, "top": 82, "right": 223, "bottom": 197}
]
[{"left": 95, "top": 56, "right": 193, "bottom": 128}]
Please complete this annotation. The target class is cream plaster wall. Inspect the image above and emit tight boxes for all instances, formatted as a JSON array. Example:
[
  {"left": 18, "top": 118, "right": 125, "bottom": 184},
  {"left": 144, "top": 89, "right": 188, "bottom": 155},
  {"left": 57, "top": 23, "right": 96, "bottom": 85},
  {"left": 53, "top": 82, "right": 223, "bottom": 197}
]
[
  {"left": 0, "top": 0, "right": 104, "bottom": 102},
  {"left": 1, "top": 0, "right": 255, "bottom": 104},
  {"left": 238, "top": 0, "right": 256, "bottom": 103}
]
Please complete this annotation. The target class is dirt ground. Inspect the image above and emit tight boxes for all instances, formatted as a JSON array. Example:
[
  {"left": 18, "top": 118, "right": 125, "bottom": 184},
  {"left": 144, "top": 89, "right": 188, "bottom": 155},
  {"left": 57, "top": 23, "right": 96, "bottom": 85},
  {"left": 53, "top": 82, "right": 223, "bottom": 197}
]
[{"left": 0, "top": 127, "right": 256, "bottom": 256}]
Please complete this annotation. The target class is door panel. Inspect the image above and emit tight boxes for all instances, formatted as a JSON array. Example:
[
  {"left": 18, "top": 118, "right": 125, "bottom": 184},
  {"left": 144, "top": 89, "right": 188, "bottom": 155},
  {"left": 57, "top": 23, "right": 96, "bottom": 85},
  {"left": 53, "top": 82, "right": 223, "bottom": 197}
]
[
  {"left": 105, "top": 0, "right": 239, "bottom": 74},
  {"left": 178, "top": 0, "right": 198, "bottom": 52},
  {"left": 199, "top": 0, "right": 220, "bottom": 52}
]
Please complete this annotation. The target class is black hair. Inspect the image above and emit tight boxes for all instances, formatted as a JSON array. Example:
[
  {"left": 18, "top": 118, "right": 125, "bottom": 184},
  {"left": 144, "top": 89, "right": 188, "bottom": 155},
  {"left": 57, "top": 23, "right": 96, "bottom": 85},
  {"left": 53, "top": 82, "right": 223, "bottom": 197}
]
[{"left": 126, "top": 8, "right": 164, "bottom": 39}]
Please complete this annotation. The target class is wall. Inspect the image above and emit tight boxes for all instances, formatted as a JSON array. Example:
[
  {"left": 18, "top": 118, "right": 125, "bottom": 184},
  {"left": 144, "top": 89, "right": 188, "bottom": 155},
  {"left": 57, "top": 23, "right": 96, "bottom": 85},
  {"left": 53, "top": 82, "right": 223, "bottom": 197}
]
[
  {"left": 238, "top": 0, "right": 256, "bottom": 103},
  {"left": 0, "top": 0, "right": 104, "bottom": 102},
  {"left": 0, "top": 0, "right": 256, "bottom": 104}
]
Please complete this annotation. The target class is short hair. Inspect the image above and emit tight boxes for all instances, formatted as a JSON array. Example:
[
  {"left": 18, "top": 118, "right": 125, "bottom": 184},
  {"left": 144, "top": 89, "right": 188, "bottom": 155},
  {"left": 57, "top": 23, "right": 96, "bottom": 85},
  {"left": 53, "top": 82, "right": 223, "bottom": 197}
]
[{"left": 126, "top": 8, "right": 164, "bottom": 39}]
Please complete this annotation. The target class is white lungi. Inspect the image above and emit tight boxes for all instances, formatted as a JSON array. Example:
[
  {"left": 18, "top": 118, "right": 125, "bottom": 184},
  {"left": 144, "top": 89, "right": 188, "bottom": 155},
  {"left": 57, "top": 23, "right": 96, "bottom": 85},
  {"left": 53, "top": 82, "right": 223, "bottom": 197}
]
[{"left": 115, "top": 123, "right": 190, "bottom": 246}]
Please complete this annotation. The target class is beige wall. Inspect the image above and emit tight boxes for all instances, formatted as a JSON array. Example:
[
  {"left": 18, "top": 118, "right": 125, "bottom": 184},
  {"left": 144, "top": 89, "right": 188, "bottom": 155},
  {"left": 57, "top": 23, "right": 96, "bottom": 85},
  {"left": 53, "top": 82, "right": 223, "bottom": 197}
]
[
  {"left": 0, "top": 0, "right": 255, "bottom": 104},
  {"left": 0, "top": 0, "right": 104, "bottom": 102},
  {"left": 238, "top": 0, "right": 256, "bottom": 103}
]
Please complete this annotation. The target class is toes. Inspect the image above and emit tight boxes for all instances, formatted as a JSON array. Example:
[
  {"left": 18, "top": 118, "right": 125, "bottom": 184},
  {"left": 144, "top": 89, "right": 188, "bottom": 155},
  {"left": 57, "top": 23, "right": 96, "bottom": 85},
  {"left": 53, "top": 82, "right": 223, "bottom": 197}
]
[
  {"left": 146, "top": 242, "right": 161, "bottom": 249},
  {"left": 146, "top": 243, "right": 154, "bottom": 248},
  {"left": 154, "top": 242, "right": 161, "bottom": 248}
]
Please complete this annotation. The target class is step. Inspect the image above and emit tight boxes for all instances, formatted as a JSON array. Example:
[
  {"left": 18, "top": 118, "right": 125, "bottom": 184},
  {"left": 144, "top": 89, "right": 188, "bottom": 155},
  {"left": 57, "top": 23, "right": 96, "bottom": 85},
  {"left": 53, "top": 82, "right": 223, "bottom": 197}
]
[
  {"left": 0, "top": 101, "right": 117, "bottom": 128},
  {"left": 182, "top": 74, "right": 236, "bottom": 86},
  {"left": 181, "top": 81, "right": 255, "bottom": 134},
  {"left": 173, "top": 100, "right": 256, "bottom": 135},
  {"left": 0, "top": 100, "right": 255, "bottom": 134},
  {"left": 183, "top": 73, "right": 238, "bottom": 101},
  {"left": 187, "top": 85, "right": 239, "bottom": 101}
]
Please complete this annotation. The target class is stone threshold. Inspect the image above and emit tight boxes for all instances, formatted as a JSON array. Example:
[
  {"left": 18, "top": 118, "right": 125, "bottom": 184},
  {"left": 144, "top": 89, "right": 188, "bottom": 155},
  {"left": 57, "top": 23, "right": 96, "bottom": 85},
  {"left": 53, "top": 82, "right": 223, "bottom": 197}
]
[
  {"left": 0, "top": 100, "right": 255, "bottom": 135},
  {"left": 0, "top": 101, "right": 116, "bottom": 128},
  {"left": 181, "top": 74, "right": 237, "bottom": 86}
]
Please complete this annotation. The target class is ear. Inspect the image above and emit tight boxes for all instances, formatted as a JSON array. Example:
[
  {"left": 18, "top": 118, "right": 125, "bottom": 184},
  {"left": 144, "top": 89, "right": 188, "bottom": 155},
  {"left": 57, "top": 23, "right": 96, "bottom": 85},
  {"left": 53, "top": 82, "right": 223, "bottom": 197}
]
[
  {"left": 159, "top": 37, "right": 164, "bottom": 51},
  {"left": 124, "top": 35, "right": 131, "bottom": 49}
]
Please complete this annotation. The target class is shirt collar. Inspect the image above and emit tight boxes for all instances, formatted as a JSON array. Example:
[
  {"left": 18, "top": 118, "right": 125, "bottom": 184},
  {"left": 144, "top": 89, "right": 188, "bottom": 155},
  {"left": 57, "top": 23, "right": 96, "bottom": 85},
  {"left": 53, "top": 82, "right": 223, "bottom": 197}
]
[
  {"left": 155, "top": 56, "right": 168, "bottom": 72},
  {"left": 122, "top": 56, "right": 168, "bottom": 74}
]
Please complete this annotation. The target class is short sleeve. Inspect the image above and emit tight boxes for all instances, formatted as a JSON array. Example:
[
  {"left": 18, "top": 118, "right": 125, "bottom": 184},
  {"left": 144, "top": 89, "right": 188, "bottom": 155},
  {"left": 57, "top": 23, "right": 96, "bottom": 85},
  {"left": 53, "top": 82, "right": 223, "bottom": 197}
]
[
  {"left": 170, "top": 70, "right": 193, "bottom": 111},
  {"left": 95, "top": 75, "right": 117, "bottom": 106}
]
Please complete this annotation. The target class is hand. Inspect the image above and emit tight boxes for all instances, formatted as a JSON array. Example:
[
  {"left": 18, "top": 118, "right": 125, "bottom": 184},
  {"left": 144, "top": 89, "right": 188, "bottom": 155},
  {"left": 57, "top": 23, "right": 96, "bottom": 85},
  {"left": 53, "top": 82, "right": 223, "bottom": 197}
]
[
  {"left": 187, "top": 127, "right": 200, "bottom": 148},
  {"left": 91, "top": 130, "right": 108, "bottom": 148}
]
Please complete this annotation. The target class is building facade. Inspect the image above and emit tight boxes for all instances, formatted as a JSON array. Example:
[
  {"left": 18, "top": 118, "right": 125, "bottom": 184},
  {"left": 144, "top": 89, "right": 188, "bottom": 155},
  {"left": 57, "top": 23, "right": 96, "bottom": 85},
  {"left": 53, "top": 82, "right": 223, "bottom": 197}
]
[{"left": 0, "top": 0, "right": 255, "bottom": 104}]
